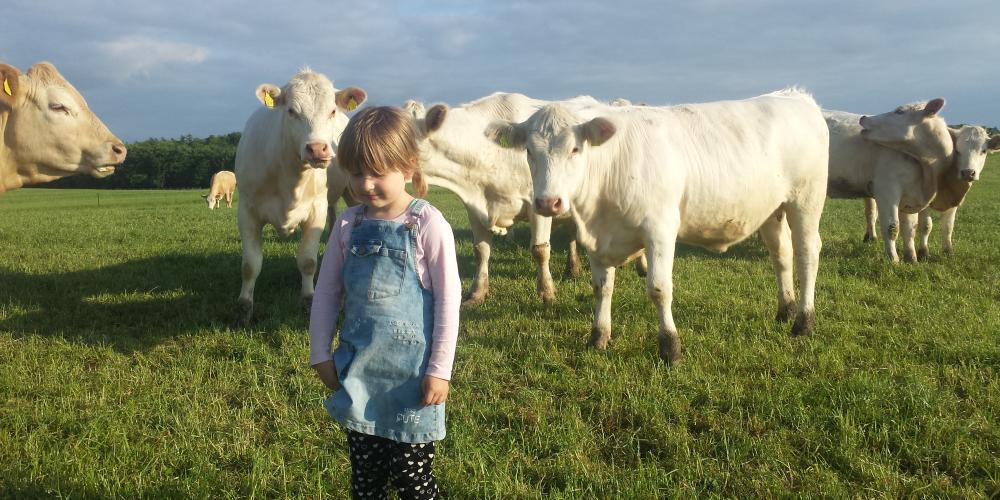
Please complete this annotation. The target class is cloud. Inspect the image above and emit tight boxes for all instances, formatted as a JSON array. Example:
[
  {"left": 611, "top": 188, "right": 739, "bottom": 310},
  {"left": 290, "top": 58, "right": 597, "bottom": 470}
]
[{"left": 96, "top": 36, "right": 208, "bottom": 81}]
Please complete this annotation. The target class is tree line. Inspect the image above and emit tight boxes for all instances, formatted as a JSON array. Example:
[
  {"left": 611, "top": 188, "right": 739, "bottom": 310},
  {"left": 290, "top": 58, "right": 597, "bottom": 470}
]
[{"left": 48, "top": 133, "right": 241, "bottom": 190}]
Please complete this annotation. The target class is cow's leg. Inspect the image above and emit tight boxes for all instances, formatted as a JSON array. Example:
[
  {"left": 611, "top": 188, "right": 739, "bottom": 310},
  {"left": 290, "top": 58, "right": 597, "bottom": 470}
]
[
  {"left": 900, "top": 211, "right": 918, "bottom": 263},
  {"left": 634, "top": 251, "right": 648, "bottom": 277},
  {"left": 939, "top": 206, "right": 958, "bottom": 255},
  {"left": 237, "top": 208, "right": 265, "bottom": 325},
  {"left": 589, "top": 263, "right": 616, "bottom": 351},
  {"left": 644, "top": 229, "right": 681, "bottom": 365},
  {"left": 463, "top": 217, "right": 492, "bottom": 306},
  {"left": 863, "top": 198, "right": 878, "bottom": 242},
  {"left": 565, "top": 223, "right": 582, "bottom": 278},
  {"left": 786, "top": 200, "right": 823, "bottom": 337},
  {"left": 874, "top": 196, "right": 901, "bottom": 263},
  {"left": 226, "top": 193, "right": 233, "bottom": 208},
  {"left": 530, "top": 213, "right": 556, "bottom": 303},
  {"left": 916, "top": 210, "right": 933, "bottom": 261},
  {"left": 758, "top": 209, "right": 796, "bottom": 322},
  {"left": 298, "top": 204, "right": 328, "bottom": 313}
]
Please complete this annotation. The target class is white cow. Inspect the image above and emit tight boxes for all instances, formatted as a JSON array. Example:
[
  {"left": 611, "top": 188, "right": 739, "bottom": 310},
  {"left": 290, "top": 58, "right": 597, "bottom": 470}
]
[
  {"left": 861, "top": 122, "right": 1000, "bottom": 260},
  {"left": 487, "top": 89, "right": 829, "bottom": 364},
  {"left": 411, "top": 93, "right": 596, "bottom": 306},
  {"left": 203, "top": 170, "right": 237, "bottom": 209},
  {"left": 824, "top": 99, "right": 953, "bottom": 262},
  {"left": 235, "top": 68, "right": 366, "bottom": 323},
  {"left": 0, "top": 61, "right": 126, "bottom": 194}
]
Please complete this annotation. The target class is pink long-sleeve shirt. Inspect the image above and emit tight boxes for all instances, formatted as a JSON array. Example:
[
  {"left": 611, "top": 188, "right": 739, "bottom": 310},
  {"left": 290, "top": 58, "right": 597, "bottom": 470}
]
[{"left": 309, "top": 203, "right": 462, "bottom": 380}]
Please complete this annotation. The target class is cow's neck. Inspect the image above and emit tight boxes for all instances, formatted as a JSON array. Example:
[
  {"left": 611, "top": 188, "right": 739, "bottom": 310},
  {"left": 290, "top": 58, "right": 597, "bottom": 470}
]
[
  {"left": 930, "top": 171, "right": 971, "bottom": 211},
  {"left": 908, "top": 142, "right": 954, "bottom": 208},
  {"left": 0, "top": 112, "right": 22, "bottom": 194},
  {"left": 422, "top": 139, "right": 496, "bottom": 202}
]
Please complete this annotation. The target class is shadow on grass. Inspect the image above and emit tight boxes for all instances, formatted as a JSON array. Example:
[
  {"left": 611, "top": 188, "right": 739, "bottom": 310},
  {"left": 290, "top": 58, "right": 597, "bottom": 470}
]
[{"left": 0, "top": 252, "right": 311, "bottom": 353}]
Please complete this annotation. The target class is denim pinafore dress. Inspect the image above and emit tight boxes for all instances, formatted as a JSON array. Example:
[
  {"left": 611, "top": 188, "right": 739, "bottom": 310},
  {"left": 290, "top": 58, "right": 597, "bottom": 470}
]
[{"left": 324, "top": 199, "right": 445, "bottom": 443}]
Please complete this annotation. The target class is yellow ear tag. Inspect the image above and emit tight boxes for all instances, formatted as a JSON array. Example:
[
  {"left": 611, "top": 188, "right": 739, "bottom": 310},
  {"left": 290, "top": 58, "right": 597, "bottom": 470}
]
[
  {"left": 347, "top": 98, "right": 358, "bottom": 111},
  {"left": 263, "top": 91, "right": 275, "bottom": 108},
  {"left": 2, "top": 79, "right": 11, "bottom": 97},
  {"left": 499, "top": 132, "right": 511, "bottom": 148}
]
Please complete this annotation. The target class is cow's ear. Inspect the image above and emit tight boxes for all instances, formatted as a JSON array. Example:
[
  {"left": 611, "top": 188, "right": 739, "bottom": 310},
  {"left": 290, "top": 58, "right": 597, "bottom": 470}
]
[
  {"left": 987, "top": 134, "right": 1000, "bottom": 152},
  {"left": 425, "top": 104, "right": 449, "bottom": 134},
  {"left": 582, "top": 117, "right": 616, "bottom": 146},
  {"left": 923, "top": 98, "right": 945, "bottom": 117},
  {"left": 201, "top": 194, "right": 208, "bottom": 198},
  {"left": 255, "top": 84, "right": 282, "bottom": 108},
  {"left": 484, "top": 120, "right": 525, "bottom": 149},
  {"left": 0, "top": 64, "right": 22, "bottom": 109},
  {"left": 336, "top": 87, "right": 367, "bottom": 112}
]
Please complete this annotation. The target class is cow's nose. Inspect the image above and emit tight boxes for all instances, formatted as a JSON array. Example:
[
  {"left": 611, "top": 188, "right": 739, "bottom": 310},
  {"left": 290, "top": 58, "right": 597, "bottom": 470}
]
[
  {"left": 306, "top": 142, "right": 330, "bottom": 159},
  {"left": 858, "top": 116, "right": 868, "bottom": 126},
  {"left": 111, "top": 143, "right": 127, "bottom": 161},
  {"left": 534, "top": 196, "right": 563, "bottom": 215},
  {"left": 960, "top": 169, "right": 976, "bottom": 181}
]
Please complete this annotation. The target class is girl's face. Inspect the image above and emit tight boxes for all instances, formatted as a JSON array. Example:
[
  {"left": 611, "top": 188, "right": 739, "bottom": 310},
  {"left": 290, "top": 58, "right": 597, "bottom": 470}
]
[{"left": 351, "top": 166, "right": 413, "bottom": 216}]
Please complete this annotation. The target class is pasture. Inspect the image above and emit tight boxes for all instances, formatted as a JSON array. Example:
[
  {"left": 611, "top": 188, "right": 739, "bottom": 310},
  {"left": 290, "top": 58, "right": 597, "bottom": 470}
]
[{"left": 1, "top": 157, "right": 998, "bottom": 497}]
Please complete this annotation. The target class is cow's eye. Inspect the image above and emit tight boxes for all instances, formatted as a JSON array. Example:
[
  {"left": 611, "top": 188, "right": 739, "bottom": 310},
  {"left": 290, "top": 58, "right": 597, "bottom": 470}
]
[
  {"left": 49, "top": 103, "right": 69, "bottom": 114},
  {"left": 330, "top": 109, "right": 337, "bottom": 118},
  {"left": 287, "top": 108, "right": 296, "bottom": 116},
  {"left": 571, "top": 147, "right": 580, "bottom": 155}
]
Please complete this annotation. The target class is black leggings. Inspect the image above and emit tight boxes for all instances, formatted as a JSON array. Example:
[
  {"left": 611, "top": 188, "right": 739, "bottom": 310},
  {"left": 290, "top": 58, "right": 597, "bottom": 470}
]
[{"left": 346, "top": 430, "right": 439, "bottom": 499}]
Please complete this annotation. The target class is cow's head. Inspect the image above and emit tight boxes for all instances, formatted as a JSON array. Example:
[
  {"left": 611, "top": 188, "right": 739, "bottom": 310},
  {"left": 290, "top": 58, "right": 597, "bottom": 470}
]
[
  {"left": 202, "top": 193, "right": 219, "bottom": 210},
  {"left": 485, "top": 104, "right": 616, "bottom": 217},
  {"left": 255, "top": 68, "right": 366, "bottom": 169},
  {"left": 858, "top": 98, "right": 952, "bottom": 160},
  {"left": 0, "top": 62, "right": 126, "bottom": 182},
  {"left": 948, "top": 126, "right": 1000, "bottom": 183}
]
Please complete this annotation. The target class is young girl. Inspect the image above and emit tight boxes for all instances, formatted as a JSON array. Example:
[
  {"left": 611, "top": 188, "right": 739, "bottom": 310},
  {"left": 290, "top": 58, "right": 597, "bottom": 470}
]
[{"left": 309, "top": 106, "right": 461, "bottom": 499}]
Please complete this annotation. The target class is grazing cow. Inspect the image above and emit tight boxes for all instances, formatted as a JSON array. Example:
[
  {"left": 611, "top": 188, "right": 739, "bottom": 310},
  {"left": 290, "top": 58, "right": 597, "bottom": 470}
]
[
  {"left": 824, "top": 99, "right": 953, "bottom": 262},
  {"left": 0, "top": 61, "right": 126, "bottom": 194},
  {"left": 861, "top": 124, "right": 1000, "bottom": 260},
  {"left": 487, "top": 89, "right": 829, "bottom": 364},
  {"left": 411, "top": 93, "right": 596, "bottom": 306},
  {"left": 235, "top": 68, "right": 366, "bottom": 323},
  {"left": 203, "top": 170, "right": 237, "bottom": 209}
]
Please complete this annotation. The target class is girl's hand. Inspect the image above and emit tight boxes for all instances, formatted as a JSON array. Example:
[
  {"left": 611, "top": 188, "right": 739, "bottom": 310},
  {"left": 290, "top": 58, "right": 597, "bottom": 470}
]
[
  {"left": 422, "top": 375, "right": 449, "bottom": 406},
  {"left": 313, "top": 361, "right": 342, "bottom": 392}
]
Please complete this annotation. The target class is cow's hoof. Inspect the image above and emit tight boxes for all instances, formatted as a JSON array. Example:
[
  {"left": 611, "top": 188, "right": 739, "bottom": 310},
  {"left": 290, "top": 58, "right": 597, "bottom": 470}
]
[
  {"left": 791, "top": 311, "right": 815, "bottom": 337},
  {"left": 301, "top": 296, "right": 313, "bottom": 315},
  {"left": 916, "top": 248, "right": 929, "bottom": 261},
  {"left": 863, "top": 232, "right": 875, "bottom": 243},
  {"left": 236, "top": 300, "right": 254, "bottom": 327},
  {"left": 943, "top": 247, "right": 953, "bottom": 256},
  {"left": 775, "top": 302, "right": 796, "bottom": 323},
  {"left": 461, "top": 294, "right": 487, "bottom": 308},
  {"left": 903, "top": 252, "right": 917, "bottom": 264},
  {"left": 538, "top": 288, "right": 556, "bottom": 305},
  {"left": 589, "top": 326, "right": 611, "bottom": 351},
  {"left": 658, "top": 330, "right": 683, "bottom": 365}
]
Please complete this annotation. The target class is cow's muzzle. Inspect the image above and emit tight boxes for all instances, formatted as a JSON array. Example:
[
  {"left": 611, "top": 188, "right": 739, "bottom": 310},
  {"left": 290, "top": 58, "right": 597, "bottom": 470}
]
[{"left": 534, "top": 196, "right": 565, "bottom": 216}]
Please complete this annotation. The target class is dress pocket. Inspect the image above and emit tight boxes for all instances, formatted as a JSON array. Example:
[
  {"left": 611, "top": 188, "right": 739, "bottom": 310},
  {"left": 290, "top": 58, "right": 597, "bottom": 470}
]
[{"left": 348, "top": 239, "right": 406, "bottom": 299}]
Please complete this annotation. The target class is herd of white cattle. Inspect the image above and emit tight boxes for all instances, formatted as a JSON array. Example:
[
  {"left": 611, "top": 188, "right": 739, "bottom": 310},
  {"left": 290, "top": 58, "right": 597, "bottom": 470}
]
[{"left": 2, "top": 61, "right": 997, "bottom": 364}]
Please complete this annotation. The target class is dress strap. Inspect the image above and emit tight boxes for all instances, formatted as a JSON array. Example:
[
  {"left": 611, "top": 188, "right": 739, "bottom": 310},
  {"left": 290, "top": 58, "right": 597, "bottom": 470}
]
[
  {"left": 404, "top": 199, "right": 428, "bottom": 229},
  {"left": 352, "top": 205, "right": 367, "bottom": 227}
]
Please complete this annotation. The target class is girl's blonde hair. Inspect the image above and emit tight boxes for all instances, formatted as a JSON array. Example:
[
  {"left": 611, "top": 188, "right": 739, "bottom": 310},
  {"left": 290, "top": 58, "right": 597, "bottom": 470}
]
[{"left": 336, "top": 106, "right": 427, "bottom": 197}]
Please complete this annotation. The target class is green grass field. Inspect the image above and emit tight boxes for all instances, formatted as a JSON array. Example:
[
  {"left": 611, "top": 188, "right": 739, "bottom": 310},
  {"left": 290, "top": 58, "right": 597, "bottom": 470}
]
[{"left": 2, "top": 157, "right": 999, "bottom": 498}]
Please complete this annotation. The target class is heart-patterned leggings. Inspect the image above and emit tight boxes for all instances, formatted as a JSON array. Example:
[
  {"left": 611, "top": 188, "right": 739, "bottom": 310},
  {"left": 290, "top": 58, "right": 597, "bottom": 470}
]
[{"left": 346, "top": 430, "right": 439, "bottom": 499}]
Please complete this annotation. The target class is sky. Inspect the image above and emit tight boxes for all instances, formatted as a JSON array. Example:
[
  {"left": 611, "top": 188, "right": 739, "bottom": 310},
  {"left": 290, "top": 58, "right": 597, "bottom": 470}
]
[{"left": 3, "top": 0, "right": 998, "bottom": 142}]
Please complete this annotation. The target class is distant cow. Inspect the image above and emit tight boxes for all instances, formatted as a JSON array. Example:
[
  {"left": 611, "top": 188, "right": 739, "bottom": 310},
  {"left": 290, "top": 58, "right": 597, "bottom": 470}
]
[
  {"left": 0, "top": 61, "right": 126, "bottom": 194},
  {"left": 861, "top": 119, "right": 1000, "bottom": 260},
  {"left": 235, "top": 68, "right": 366, "bottom": 323},
  {"left": 412, "top": 93, "right": 601, "bottom": 305},
  {"left": 203, "top": 170, "right": 237, "bottom": 209},
  {"left": 824, "top": 99, "right": 953, "bottom": 262},
  {"left": 487, "top": 89, "right": 829, "bottom": 364}
]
